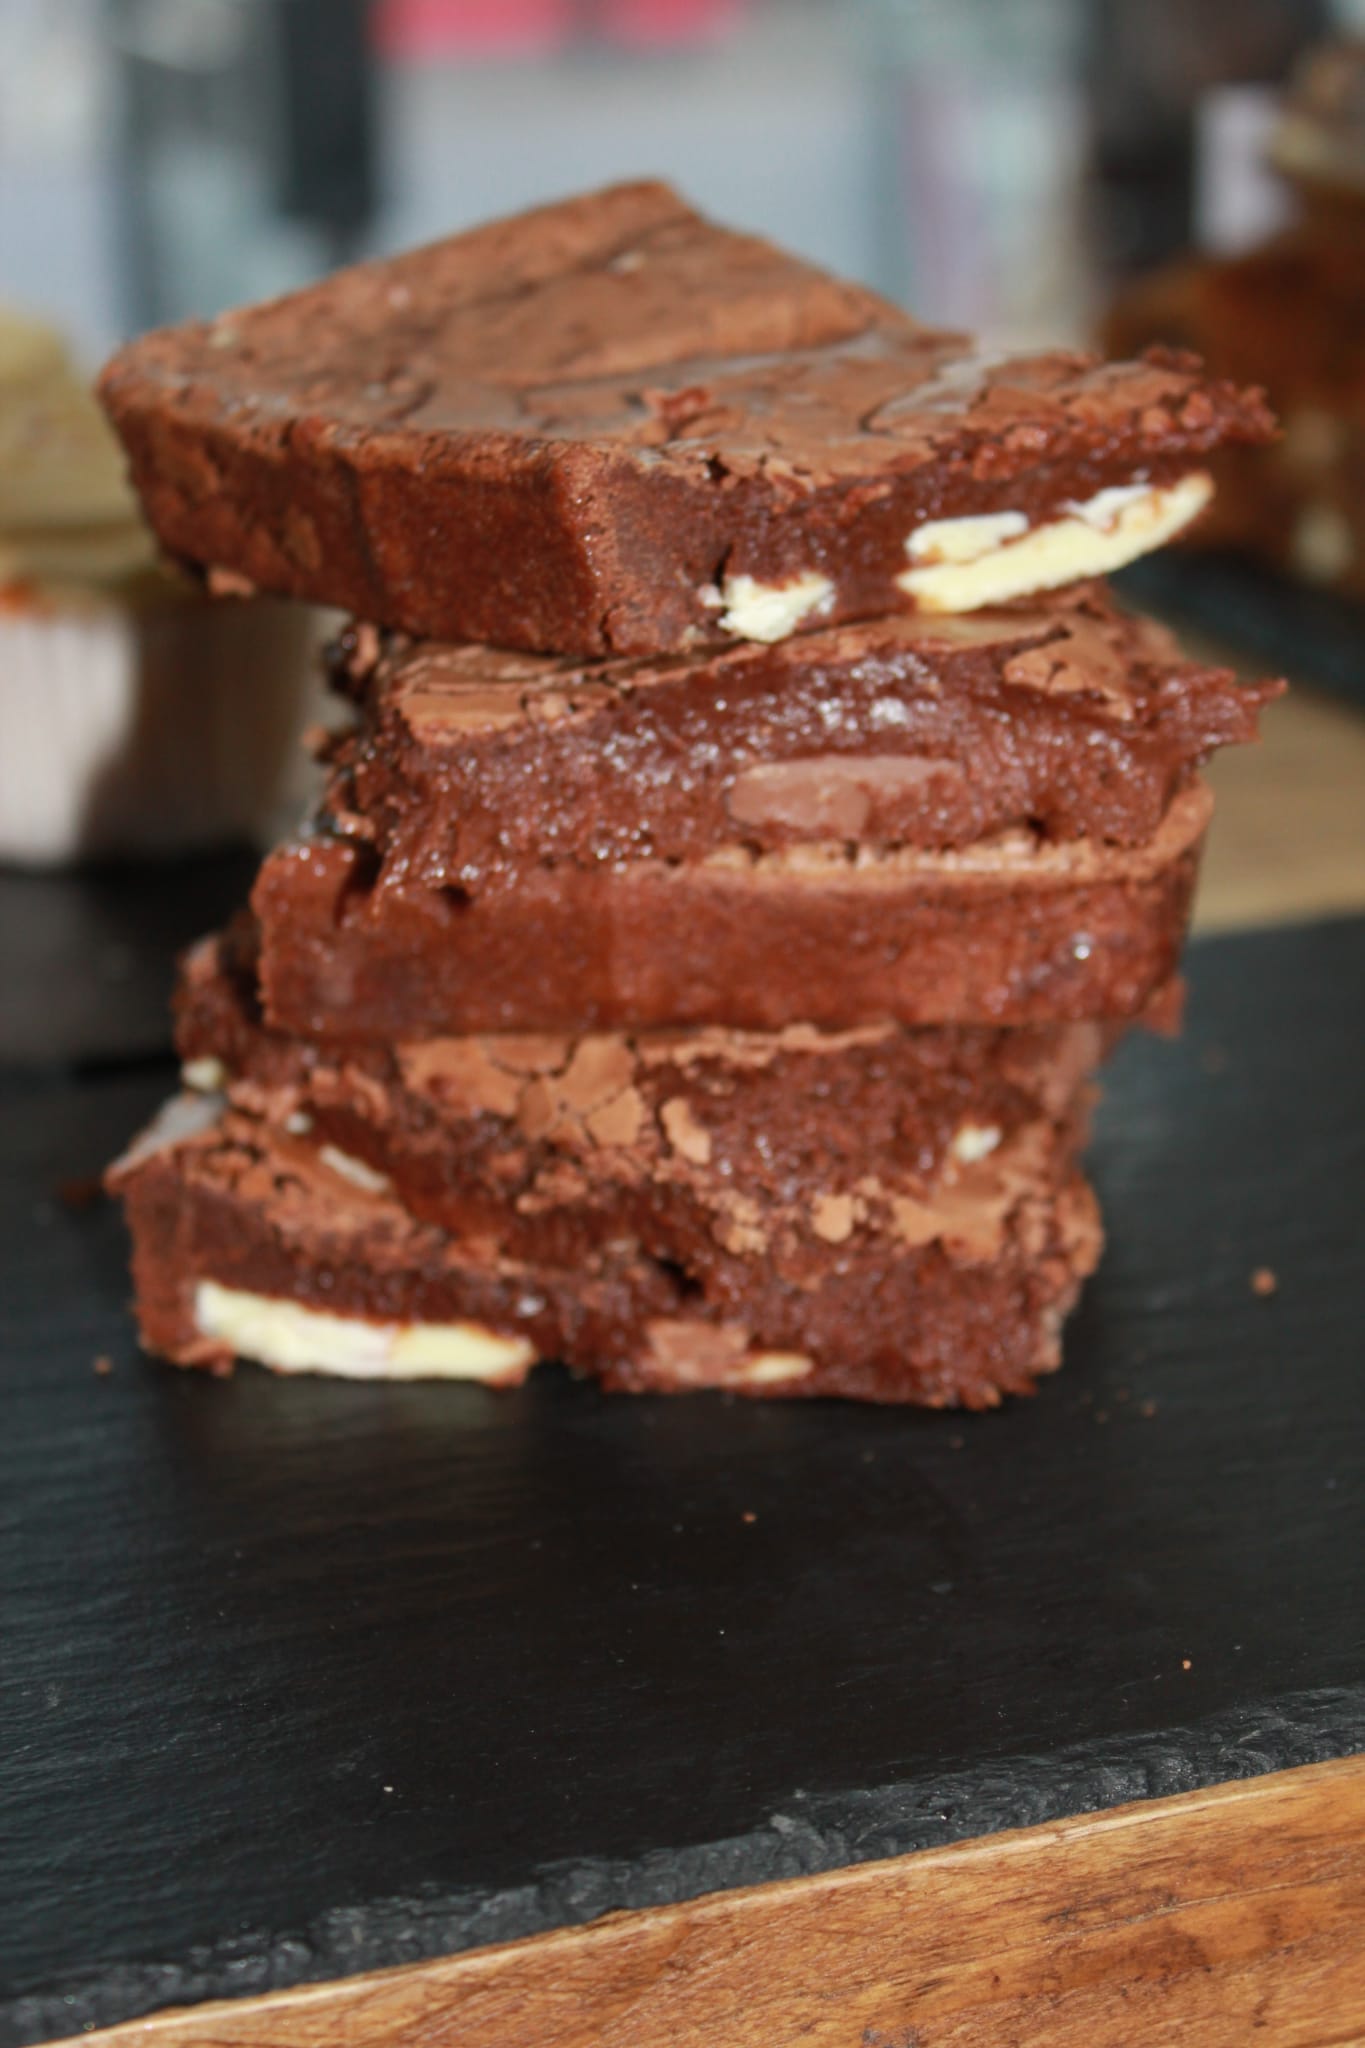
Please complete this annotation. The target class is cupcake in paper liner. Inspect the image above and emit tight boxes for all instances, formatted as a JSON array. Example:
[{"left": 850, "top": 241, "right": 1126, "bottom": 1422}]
[{"left": 0, "top": 308, "right": 323, "bottom": 866}]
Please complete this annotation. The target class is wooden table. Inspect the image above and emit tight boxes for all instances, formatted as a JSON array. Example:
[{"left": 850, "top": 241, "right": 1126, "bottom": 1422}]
[
  {"left": 1199, "top": 685, "right": 1365, "bottom": 935},
  {"left": 56, "top": 1760, "right": 1365, "bottom": 2046}
]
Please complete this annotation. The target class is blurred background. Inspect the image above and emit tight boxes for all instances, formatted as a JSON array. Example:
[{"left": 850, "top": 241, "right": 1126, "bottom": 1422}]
[
  {"left": 2, "top": 0, "right": 1363, "bottom": 1050},
  {"left": 0, "top": 0, "right": 1352, "bottom": 354}
]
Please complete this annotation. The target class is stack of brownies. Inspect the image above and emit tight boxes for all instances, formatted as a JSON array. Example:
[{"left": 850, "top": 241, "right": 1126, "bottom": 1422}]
[{"left": 99, "top": 182, "right": 1281, "bottom": 1405}]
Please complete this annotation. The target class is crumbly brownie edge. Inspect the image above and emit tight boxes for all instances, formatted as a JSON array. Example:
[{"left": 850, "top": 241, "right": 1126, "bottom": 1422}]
[
  {"left": 111, "top": 1099, "right": 1103, "bottom": 1408},
  {"left": 319, "top": 593, "right": 1280, "bottom": 884},
  {"left": 97, "top": 184, "right": 1274, "bottom": 655},
  {"left": 253, "top": 783, "right": 1209, "bottom": 1040}
]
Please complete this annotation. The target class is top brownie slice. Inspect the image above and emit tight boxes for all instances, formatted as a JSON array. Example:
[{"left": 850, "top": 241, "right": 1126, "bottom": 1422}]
[{"left": 99, "top": 180, "right": 1274, "bottom": 656}]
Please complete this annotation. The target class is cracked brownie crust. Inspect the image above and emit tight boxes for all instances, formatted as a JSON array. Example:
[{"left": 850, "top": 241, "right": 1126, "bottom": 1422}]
[
  {"left": 98, "top": 181, "right": 1273, "bottom": 656},
  {"left": 177, "top": 920, "right": 1111, "bottom": 1296},
  {"left": 115, "top": 982, "right": 1105, "bottom": 1408}
]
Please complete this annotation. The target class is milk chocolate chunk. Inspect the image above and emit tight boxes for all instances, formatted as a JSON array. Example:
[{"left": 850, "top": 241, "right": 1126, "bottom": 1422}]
[
  {"left": 322, "top": 583, "right": 1280, "bottom": 892},
  {"left": 99, "top": 181, "right": 1273, "bottom": 656}
]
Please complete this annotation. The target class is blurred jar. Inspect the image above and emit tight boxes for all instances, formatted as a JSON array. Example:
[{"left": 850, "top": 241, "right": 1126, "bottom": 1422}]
[
  {"left": 1271, "top": 25, "right": 1365, "bottom": 216},
  {"left": 863, "top": 0, "right": 1091, "bottom": 346},
  {"left": 1087, "top": 0, "right": 1329, "bottom": 283}
]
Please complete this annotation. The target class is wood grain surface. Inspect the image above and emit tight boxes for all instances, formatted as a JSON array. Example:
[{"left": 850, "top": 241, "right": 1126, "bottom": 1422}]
[
  {"left": 57, "top": 1756, "right": 1365, "bottom": 2048},
  {"left": 1198, "top": 685, "right": 1365, "bottom": 934}
]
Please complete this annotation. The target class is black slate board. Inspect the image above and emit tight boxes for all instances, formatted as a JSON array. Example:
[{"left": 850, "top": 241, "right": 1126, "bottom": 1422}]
[
  {"left": 1115, "top": 553, "right": 1365, "bottom": 709},
  {"left": 0, "top": 849, "right": 257, "bottom": 1069},
  {"left": 3, "top": 918, "right": 1363, "bottom": 2046}
]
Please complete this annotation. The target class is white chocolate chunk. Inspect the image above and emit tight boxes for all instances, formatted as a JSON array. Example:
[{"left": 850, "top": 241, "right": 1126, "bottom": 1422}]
[
  {"left": 181, "top": 1056, "right": 227, "bottom": 1093},
  {"left": 950, "top": 1122, "right": 1002, "bottom": 1164},
  {"left": 389, "top": 1323, "right": 533, "bottom": 1377},
  {"left": 740, "top": 1351, "right": 815, "bottom": 1385},
  {"left": 113, "top": 1089, "right": 224, "bottom": 1172},
  {"left": 898, "top": 473, "right": 1213, "bottom": 612},
  {"left": 317, "top": 1144, "right": 392, "bottom": 1194},
  {"left": 193, "top": 1280, "right": 535, "bottom": 1383},
  {"left": 642, "top": 1318, "right": 816, "bottom": 1387},
  {"left": 1062, "top": 482, "right": 1151, "bottom": 529},
  {"left": 905, "top": 510, "right": 1027, "bottom": 564},
  {"left": 718, "top": 570, "right": 834, "bottom": 643}
]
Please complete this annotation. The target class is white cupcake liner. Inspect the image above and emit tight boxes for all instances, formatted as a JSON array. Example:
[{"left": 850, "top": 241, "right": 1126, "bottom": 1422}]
[{"left": 0, "top": 592, "right": 329, "bottom": 865}]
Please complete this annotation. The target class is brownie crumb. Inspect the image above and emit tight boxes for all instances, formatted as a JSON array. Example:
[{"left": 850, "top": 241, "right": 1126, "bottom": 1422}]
[
  {"left": 1251, "top": 1266, "right": 1278, "bottom": 1297},
  {"left": 58, "top": 1175, "right": 105, "bottom": 1213},
  {"left": 1140, "top": 1399, "right": 1159, "bottom": 1418},
  {"left": 92, "top": 1355, "right": 114, "bottom": 1377},
  {"left": 741, "top": 1510, "right": 757, "bottom": 1525}
]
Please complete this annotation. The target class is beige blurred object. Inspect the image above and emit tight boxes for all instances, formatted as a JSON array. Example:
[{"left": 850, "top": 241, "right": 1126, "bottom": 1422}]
[
  {"left": 0, "top": 591, "right": 324, "bottom": 864},
  {"left": 0, "top": 305, "right": 156, "bottom": 584},
  {"left": 1270, "top": 33, "right": 1365, "bottom": 206},
  {"left": 0, "top": 306, "right": 324, "bottom": 866},
  {"left": 1196, "top": 684, "right": 1365, "bottom": 932}
]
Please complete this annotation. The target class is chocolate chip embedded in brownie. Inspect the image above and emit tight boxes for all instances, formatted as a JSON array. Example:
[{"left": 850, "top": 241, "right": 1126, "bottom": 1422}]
[{"left": 319, "top": 583, "right": 1279, "bottom": 896}]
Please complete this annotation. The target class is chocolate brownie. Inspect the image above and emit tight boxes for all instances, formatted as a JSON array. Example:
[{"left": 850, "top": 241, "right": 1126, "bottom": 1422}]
[
  {"left": 110, "top": 1072, "right": 1103, "bottom": 1407},
  {"left": 176, "top": 919, "right": 1109, "bottom": 1296},
  {"left": 322, "top": 584, "right": 1279, "bottom": 892},
  {"left": 1105, "top": 225, "right": 1365, "bottom": 595},
  {"left": 99, "top": 181, "right": 1274, "bottom": 656},
  {"left": 253, "top": 779, "right": 1210, "bottom": 1039}
]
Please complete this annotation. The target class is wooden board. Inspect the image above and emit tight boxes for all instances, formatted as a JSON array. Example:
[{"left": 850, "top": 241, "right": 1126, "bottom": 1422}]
[
  {"left": 1198, "top": 685, "right": 1365, "bottom": 934},
  {"left": 2, "top": 916, "right": 1363, "bottom": 2045},
  {"left": 59, "top": 1757, "right": 1365, "bottom": 2048}
]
